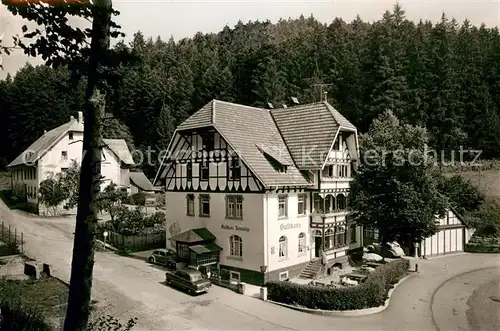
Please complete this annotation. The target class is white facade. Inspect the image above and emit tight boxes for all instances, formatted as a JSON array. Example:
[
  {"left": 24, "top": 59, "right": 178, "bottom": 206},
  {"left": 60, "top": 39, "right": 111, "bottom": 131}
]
[
  {"left": 420, "top": 209, "right": 474, "bottom": 258},
  {"left": 8, "top": 112, "right": 133, "bottom": 214}
]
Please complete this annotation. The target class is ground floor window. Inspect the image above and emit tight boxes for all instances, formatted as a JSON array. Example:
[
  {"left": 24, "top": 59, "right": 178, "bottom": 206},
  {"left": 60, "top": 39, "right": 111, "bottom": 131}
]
[
  {"left": 279, "top": 271, "right": 289, "bottom": 281},
  {"left": 279, "top": 236, "right": 287, "bottom": 258},
  {"left": 230, "top": 271, "right": 240, "bottom": 284}
]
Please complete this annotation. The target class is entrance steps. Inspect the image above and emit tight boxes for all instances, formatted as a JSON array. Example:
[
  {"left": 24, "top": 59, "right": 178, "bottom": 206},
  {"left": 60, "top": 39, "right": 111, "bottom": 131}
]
[{"left": 299, "top": 259, "right": 323, "bottom": 279}]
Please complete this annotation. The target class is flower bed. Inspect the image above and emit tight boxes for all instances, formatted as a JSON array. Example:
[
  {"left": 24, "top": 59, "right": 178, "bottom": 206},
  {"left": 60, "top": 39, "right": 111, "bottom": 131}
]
[{"left": 266, "top": 259, "right": 410, "bottom": 311}]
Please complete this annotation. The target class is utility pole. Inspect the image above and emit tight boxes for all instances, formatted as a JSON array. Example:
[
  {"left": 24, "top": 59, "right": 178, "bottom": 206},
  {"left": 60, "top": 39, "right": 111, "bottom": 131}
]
[{"left": 310, "top": 83, "right": 334, "bottom": 102}]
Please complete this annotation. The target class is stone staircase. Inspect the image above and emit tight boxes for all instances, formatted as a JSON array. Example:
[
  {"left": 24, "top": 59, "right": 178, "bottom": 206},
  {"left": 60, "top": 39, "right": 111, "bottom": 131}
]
[{"left": 299, "top": 259, "right": 323, "bottom": 279}]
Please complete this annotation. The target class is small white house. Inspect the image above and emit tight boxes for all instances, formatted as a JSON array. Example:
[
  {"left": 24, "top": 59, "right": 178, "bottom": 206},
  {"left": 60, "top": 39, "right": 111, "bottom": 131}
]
[{"left": 7, "top": 111, "right": 135, "bottom": 215}]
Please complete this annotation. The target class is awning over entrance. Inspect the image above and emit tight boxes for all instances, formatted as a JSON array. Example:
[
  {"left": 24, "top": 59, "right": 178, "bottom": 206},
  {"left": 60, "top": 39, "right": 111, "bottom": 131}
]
[
  {"left": 169, "top": 227, "right": 215, "bottom": 243},
  {"left": 188, "top": 242, "right": 223, "bottom": 254}
]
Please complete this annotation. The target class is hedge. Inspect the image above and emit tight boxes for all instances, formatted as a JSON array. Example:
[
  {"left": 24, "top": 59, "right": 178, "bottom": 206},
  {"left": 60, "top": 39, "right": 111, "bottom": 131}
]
[{"left": 266, "top": 259, "right": 410, "bottom": 311}]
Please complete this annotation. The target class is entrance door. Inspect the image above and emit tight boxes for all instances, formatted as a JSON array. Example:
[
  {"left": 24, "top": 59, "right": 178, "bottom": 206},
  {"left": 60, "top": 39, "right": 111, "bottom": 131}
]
[{"left": 315, "top": 237, "right": 322, "bottom": 258}]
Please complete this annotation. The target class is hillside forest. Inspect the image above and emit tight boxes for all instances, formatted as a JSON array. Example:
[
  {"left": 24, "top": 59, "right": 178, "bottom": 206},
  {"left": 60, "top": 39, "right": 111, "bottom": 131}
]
[{"left": 1, "top": 4, "right": 499, "bottom": 178}]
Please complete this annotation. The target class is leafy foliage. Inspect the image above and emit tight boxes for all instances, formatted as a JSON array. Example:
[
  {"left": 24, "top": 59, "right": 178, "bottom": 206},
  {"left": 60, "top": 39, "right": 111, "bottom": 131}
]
[
  {"left": 266, "top": 259, "right": 409, "bottom": 310},
  {"left": 438, "top": 175, "right": 484, "bottom": 215},
  {"left": 472, "top": 199, "right": 500, "bottom": 238},
  {"left": 38, "top": 176, "right": 69, "bottom": 215},
  {"left": 104, "top": 206, "right": 165, "bottom": 235},
  {"left": 98, "top": 183, "right": 127, "bottom": 221},
  {"left": 349, "top": 110, "right": 447, "bottom": 245},
  {"left": 87, "top": 314, "right": 137, "bottom": 331}
]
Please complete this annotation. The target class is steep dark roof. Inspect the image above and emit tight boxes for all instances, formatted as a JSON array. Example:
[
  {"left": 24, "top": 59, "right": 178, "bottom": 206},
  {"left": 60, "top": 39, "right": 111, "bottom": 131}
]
[
  {"left": 270, "top": 102, "right": 356, "bottom": 170},
  {"left": 177, "top": 100, "right": 309, "bottom": 187},
  {"left": 8, "top": 119, "right": 84, "bottom": 167}
]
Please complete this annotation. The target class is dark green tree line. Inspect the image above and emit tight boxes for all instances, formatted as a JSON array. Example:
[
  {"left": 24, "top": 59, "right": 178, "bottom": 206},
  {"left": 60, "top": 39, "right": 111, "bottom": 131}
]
[{"left": 2, "top": 4, "right": 500, "bottom": 177}]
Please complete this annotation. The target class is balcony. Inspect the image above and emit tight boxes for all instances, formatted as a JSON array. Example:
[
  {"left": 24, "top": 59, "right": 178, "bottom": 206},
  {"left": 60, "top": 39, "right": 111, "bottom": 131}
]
[{"left": 312, "top": 193, "right": 348, "bottom": 217}]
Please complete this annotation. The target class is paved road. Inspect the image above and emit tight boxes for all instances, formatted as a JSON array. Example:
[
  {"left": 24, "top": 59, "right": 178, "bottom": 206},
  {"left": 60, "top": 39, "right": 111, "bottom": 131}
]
[
  {"left": 1, "top": 199, "right": 499, "bottom": 331},
  {"left": 432, "top": 267, "right": 500, "bottom": 331}
]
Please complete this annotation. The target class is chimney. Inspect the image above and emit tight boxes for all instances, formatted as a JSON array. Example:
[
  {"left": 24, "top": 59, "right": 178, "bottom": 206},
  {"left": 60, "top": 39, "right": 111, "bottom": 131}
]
[
  {"left": 291, "top": 97, "right": 299, "bottom": 105},
  {"left": 267, "top": 102, "right": 274, "bottom": 109},
  {"left": 44, "top": 130, "right": 47, "bottom": 134},
  {"left": 70, "top": 115, "right": 74, "bottom": 121},
  {"left": 282, "top": 104, "right": 287, "bottom": 108},
  {"left": 323, "top": 91, "right": 328, "bottom": 102},
  {"left": 78, "top": 111, "right": 83, "bottom": 124}
]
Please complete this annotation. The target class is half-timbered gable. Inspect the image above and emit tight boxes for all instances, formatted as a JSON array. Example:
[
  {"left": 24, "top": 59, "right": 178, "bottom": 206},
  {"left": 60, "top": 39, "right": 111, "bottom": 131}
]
[{"left": 154, "top": 99, "right": 311, "bottom": 193}]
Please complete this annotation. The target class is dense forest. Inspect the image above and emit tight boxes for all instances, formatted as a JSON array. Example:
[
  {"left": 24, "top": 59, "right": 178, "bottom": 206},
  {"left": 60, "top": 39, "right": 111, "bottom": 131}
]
[{"left": 1, "top": 4, "right": 499, "bottom": 177}]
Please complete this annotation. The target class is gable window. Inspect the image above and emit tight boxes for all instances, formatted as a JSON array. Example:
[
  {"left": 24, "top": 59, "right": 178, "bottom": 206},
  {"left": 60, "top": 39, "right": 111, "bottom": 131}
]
[
  {"left": 61, "top": 151, "right": 68, "bottom": 161},
  {"left": 226, "top": 195, "right": 243, "bottom": 219},
  {"left": 298, "top": 232, "right": 306, "bottom": 254},
  {"left": 297, "top": 194, "right": 307, "bottom": 216},
  {"left": 199, "top": 194, "right": 210, "bottom": 217},
  {"left": 186, "top": 163, "right": 192, "bottom": 182},
  {"left": 186, "top": 194, "right": 195, "bottom": 216},
  {"left": 200, "top": 162, "right": 209, "bottom": 181},
  {"left": 202, "top": 134, "right": 215, "bottom": 152},
  {"left": 229, "top": 235, "right": 243, "bottom": 257},
  {"left": 328, "top": 165, "right": 334, "bottom": 177},
  {"left": 68, "top": 132, "right": 73, "bottom": 140},
  {"left": 228, "top": 158, "right": 241, "bottom": 180},
  {"left": 278, "top": 195, "right": 288, "bottom": 218},
  {"left": 278, "top": 165, "right": 288, "bottom": 173},
  {"left": 279, "top": 236, "right": 287, "bottom": 258}
]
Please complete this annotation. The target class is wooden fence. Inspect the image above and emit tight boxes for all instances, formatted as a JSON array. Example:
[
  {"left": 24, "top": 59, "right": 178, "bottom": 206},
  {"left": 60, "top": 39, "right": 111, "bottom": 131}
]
[
  {"left": 106, "top": 231, "right": 165, "bottom": 250},
  {"left": 0, "top": 221, "right": 24, "bottom": 253}
]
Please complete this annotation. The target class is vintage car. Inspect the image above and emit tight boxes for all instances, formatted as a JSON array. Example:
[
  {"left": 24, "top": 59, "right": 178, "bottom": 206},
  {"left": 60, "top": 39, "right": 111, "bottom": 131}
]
[
  {"left": 367, "top": 242, "right": 405, "bottom": 258},
  {"left": 165, "top": 268, "right": 211, "bottom": 295},
  {"left": 147, "top": 248, "right": 177, "bottom": 267}
]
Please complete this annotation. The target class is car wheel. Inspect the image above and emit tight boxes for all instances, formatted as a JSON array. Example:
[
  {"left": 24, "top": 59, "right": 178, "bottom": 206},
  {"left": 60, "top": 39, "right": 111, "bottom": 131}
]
[{"left": 148, "top": 257, "right": 155, "bottom": 264}]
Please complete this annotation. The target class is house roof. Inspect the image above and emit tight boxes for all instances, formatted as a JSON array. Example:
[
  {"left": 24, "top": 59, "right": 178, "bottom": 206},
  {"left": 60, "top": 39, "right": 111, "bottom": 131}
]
[
  {"left": 7, "top": 118, "right": 84, "bottom": 167},
  {"left": 129, "top": 171, "right": 154, "bottom": 191},
  {"left": 169, "top": 228, "right": 216, "bottom": 243},
  {"left": 177, "top": 100, "right": 310, "bottom": 187},
  {"left": 8, "top": 118, "right": 134, "bottom": 168},
  {"left": 270, "top": 102, "right": 356, "bottom": 169},
  {"left": 103, "top": 139, "right": 135, "bottom": 166}
]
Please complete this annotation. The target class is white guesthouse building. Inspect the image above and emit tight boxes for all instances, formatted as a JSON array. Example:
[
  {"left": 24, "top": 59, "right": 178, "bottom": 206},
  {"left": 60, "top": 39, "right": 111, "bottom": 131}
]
[
  {"left": 154, "top": 100, "right": 363, "bottom": 285},
  {"left": 7, "top": 111, "right": 135, "bottom": 215}
]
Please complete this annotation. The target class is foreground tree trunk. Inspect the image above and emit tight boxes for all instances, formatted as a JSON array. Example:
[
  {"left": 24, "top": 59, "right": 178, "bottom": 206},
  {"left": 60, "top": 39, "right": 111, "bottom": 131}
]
[{"left": 63, "top": 1, "right": 112, "bottom": 330}]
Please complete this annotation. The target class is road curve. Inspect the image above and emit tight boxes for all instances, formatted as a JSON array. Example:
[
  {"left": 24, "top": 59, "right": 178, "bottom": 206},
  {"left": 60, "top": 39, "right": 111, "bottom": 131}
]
[{"left": 431, "top": 266, "right": 500, "bottom": 331}]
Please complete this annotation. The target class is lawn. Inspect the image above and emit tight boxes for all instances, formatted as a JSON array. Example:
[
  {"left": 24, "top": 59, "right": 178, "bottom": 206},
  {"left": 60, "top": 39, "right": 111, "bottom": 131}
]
[{"left": 0, "top": 277, "right": 69, "bottom": 330}]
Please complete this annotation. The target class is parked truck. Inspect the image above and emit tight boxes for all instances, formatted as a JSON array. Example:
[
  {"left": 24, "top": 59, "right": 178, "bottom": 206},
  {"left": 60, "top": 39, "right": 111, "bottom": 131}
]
[{"left": 165, "top": 268, "right": 211, "bottom": 295}]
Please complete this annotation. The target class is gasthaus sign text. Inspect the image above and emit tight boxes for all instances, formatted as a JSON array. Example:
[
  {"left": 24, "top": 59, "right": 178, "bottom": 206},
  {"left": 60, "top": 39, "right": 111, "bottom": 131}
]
[
  {"left": 221, "top": 224, "right": 250, "bottom": 232},
  {"left": 280, "top": 223, "right": 301, "bottom": 231}
]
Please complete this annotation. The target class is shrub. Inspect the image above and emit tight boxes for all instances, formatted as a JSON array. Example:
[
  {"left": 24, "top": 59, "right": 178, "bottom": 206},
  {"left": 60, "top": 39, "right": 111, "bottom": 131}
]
[
  {"left": 266, "top": 259, "right": 409, "bottom": 311},
  {"left": 127, "top": 192, "right": 146, "bottom": 206}
]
